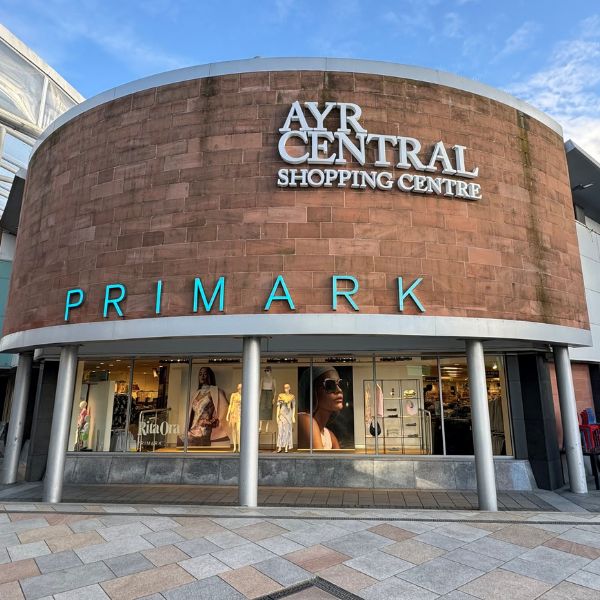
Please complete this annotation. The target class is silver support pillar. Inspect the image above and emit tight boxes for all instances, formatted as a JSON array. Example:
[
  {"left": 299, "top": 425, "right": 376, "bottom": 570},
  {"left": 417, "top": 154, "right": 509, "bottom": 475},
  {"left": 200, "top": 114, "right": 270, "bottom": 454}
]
[
  {"left": 466, "top": 339, "right": 498, "bottom": 511},
  {"left": 553, "top": 345, "right": 588, "bottom": 494},
  {"left": 239, "top": 337, "right": 261, "bottom": 507},
  {"left": 1, "top": 353, "right": 33, "bottom": 484},
  {"left": 43, "top": 346, "right": 78, "bottom": 503}
]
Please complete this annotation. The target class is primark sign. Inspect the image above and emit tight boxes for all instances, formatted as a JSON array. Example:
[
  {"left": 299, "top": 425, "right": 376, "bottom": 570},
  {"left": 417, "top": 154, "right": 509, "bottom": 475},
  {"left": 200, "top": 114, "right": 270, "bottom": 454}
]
[{"left": 277, "top": 101, "right": 482, "bottom": 200}]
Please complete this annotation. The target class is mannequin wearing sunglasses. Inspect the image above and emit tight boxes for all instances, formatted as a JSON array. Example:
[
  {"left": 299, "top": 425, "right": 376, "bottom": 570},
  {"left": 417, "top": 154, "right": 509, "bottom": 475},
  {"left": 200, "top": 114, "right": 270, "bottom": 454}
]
[{"left": 298, "top": 367, "right": 345, "bottom": 450}]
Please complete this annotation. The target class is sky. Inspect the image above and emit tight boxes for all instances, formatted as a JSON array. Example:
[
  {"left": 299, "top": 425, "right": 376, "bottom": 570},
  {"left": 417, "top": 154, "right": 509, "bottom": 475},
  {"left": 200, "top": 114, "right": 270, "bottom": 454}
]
[{"left": 2, "top": 0, "right": 600, "bottom": 160}]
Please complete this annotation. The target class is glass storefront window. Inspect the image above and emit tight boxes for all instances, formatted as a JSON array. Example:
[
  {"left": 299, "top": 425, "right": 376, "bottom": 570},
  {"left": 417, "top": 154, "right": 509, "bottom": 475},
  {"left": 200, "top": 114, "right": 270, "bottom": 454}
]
[
  {"left": 69, "top": 353, "right": 512, "bottom": 456},
  {"left": 127, "top": 359, "right": 190, "bottom": 453}
]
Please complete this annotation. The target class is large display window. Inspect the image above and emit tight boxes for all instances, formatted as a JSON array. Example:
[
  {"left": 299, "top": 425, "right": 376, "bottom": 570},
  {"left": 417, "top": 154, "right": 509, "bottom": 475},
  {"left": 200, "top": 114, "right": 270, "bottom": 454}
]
[{"left": 68, "top": 353, "right": 512, "bottom": 456}]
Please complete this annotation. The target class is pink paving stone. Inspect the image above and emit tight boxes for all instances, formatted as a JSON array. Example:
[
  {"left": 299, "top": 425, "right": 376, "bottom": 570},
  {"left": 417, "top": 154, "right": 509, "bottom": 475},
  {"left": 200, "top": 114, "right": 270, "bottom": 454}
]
[
  {"left": 284, "top": 544, "right": 350, "bottom": 573},
  {"left": 220, "top": 566, "right": 283, "bottom": 598}
]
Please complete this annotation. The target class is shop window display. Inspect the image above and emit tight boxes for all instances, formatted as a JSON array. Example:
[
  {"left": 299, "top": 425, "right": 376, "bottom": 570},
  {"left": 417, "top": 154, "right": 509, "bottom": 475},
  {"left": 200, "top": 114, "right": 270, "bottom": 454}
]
[{"left": 69, "top": 354, "right": 512, "bottom": 456}]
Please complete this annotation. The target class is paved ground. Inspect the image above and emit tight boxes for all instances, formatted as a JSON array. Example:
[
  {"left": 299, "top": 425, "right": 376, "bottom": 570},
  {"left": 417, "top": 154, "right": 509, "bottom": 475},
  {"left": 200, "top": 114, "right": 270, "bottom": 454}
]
[
  {"left": 0, "top": 482, "right": 574, "bottom": 512},
  {"left": 0, "top": 502, "right": 599, "bottom": 599}
]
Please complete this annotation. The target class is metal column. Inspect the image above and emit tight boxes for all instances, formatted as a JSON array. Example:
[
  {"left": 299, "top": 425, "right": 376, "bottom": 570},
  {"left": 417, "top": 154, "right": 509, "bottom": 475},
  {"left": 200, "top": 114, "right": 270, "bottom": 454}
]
[
  {"left": 1, "top": 353, "right": 32, "bottom": 484},
  {"left": 553, "top": 345, "right": 587, "bottom": 494},
  {"left": 43, "top": 346, "right": 78, "bottom": 503},
  {"left": 239, "top": 337, "right": 261, "bottom": 507},
  {"left": 466, "top": 339, "right": 498, "bottom": 511}
]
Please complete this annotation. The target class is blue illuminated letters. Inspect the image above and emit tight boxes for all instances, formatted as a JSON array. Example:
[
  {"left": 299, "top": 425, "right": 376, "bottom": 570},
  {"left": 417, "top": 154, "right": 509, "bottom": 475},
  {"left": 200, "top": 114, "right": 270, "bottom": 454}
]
[
  {"left": 332, "top": 275, "right": 359, "bottom": 311},
  {"left": 193, "top": 277, "right": 225, "bottom": 313},
  {"left": 398, "top": 277, "right": 425, "bottom": 312},
  {"left": 103, "top": 284, "right": 126, "bottom": 318},
  {"left": 63, "top": 274, "right": 428, "bottom": 320},
  {"left": 265, "top": 275, "right": 295, "bottom": 311},
  {"left": 64, "top": 288, "right": 85, "bottom": 321}
]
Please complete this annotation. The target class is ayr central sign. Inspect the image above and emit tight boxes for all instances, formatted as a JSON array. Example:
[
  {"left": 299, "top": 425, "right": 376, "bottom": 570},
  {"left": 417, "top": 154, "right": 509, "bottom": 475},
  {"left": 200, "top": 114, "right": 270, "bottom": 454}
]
[{"left": 277, "top": 101, "right": 482, "bottom": 200}]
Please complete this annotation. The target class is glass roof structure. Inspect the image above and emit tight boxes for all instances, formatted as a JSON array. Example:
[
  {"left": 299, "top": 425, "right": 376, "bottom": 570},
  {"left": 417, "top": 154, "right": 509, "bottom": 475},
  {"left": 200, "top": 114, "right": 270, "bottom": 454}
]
[{"left": 0, "top": 24, "right": 83, "bottom": 215}]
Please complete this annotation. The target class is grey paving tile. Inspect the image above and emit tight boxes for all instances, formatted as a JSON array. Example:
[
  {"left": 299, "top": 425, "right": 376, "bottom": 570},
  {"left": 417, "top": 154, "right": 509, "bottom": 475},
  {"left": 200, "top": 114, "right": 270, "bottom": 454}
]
[
  {"left": 254, "top": 556, "right": 312, "bottom": 586},
  {"left": 0, "top": 533, "right": 19, "bottom": 548},
  {"left": 69, "top": 518, "right": 104, "bottom": 533},
  {"left": 385, "top": 521, "right": 435, "bottom": 534},
  {"left": 20, "top": 561, "right": 114, "bottom": 600},
  {"left": 204, "top": 530, "right": 248, "bottom": 549},
  {"left": 256, "top": 535, "right": 305, "bottom": 555},
  {"left": 53, "top": 584, "right": 110, "bottom": 599},
  {"left": 397, "top": 556, "right": 484, "bottom": 595},
  {"left": 141, "top": 517, "right": 180, "bottom": 532},
  {"left": 434, "top": 523, "right": 490, "bottom": 543},
  {"left": 323, "top": 530, "right": 393, "bottom": 558},
  {"left": 211, "top": 542, "right": 277, "bottom": 569},
  {"left": 74, "top": 535, "right": 153, "bottom": 563},
  {"left": 414, "top": 531, "right": 465, "bottom": 550},
  {"left": 359, "top": 577, "right": 437, "bottom": 600},
  {"left": 104, "top": 551, "right": 154, "bottom": 577},
  {"left": 0, "top": 518, "right": 49, "bottom": 535},
  {"left": 178, "top": 554, "right": 230, "bottom": 579},
  {"left": 460, "top": 569, "right": 553, "bottom": 600},
  {"left": 163, "top": 576, "right": 243, "bottom": 599},
  {"left": 98, "top": 521, "right": 154, "bottom": 541},
  {"left": 345, "top": 550, "right": 414, "bottom": 580},
  {"left": 539, "top": 580, "right": 600, "bottom": 599},
  {"left": 144, "top": 529, "right": 185, "bottom": 547},
  {"left": 283, "top": 524, "right": 349, "bottom": 547},
  {"left": 583, "top": 556, "right": 600, "bottom": 575},
  {"left": 34, "top": 550, "right": 82, "bottom": 574},
  {"left": 502, "top": 546, "right": 590, "bottom": 584},
  {"left": 0, "top": 547, "right": 9, "bottom": 564},
  {"left": 7, "top": 541, "right": 50, "bottom": 561},
  {"left": 444, "top": 548, "right": 503, "bottom": 571},
  {"left": 175, "top": 537, "right": 220, "bottom": 558},
  {"left": 438, "top": 592, "right": 479, "bottom": 599},
  {"left": 212, "top": 517, "right": 264, "bottom": 529},
  {"left": 462, "top": 536, "right": 528, "bottom": 561},
  {"left": 566, "top": 569, "right": 600, "bottom": 591}
]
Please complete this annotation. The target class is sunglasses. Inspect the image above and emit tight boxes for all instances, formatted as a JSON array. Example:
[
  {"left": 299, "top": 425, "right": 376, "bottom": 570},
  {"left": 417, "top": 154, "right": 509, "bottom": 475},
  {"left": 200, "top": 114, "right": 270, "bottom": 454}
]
[{"left": 321, "top": 378, "right": 347, "bottom": 393}]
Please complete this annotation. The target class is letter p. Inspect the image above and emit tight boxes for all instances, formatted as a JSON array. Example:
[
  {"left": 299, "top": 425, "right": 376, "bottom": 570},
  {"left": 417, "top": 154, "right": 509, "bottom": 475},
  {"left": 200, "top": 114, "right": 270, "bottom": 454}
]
[{"left": 64, "top": 288, "right": 85, "bottom": 321}]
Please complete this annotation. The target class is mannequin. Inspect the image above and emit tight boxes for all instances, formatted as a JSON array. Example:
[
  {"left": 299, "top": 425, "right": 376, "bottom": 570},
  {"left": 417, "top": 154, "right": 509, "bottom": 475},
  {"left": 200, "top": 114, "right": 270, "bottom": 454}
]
[
  {"left": 259, "top": 367, "right": 276, "bottom": 433},
  {"left": 276, "top": 384, "right": 295, "bottom": 453},
  {"left": 76, "top": 400, "right": 90, "bottom": 451},
  {"left": 226, "top": 383, "right": 242, "bottom": 452}
]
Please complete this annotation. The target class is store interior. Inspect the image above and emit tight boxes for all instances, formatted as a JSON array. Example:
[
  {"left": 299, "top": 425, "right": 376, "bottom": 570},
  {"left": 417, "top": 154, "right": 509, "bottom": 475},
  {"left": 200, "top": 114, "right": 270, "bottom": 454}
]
[{"left": 68, "top": 354, "right": 511, "bottom": 456}]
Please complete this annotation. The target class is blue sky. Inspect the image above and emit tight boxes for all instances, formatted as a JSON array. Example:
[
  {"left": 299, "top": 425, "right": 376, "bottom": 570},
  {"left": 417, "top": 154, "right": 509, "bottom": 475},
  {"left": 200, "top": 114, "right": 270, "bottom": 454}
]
[{"left": 2, "top": 0, "right": 600, "bottom": 159}]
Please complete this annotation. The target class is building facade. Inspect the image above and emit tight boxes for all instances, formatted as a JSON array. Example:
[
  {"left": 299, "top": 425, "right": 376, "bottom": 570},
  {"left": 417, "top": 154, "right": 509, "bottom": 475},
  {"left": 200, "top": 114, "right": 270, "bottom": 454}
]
[{"left": 0, "top": 58, "right": 593, "bottom": 508}]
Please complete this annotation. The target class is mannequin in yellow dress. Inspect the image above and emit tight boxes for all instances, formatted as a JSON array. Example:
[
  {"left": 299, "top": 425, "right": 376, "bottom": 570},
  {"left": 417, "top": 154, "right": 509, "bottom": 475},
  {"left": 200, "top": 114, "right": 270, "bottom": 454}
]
[
  {"left": 276, "top": 384, "right": 295, "bottom": 453},
  {"left": 226, "top": 383, "right": 242, "bottom": 452}
]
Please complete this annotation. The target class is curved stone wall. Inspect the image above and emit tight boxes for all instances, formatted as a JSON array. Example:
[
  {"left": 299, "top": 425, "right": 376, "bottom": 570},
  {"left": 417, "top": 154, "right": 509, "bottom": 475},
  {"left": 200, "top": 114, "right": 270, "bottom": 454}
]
[{"left": 4, "top": 66, "right": 589, "bottom": 335}]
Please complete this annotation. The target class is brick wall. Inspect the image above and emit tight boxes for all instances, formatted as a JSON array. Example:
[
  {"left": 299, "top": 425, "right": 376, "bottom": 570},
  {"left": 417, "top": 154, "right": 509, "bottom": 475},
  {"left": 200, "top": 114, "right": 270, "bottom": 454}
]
[{"left": 4, "top": 71, "right": 589, "bottom": 334}]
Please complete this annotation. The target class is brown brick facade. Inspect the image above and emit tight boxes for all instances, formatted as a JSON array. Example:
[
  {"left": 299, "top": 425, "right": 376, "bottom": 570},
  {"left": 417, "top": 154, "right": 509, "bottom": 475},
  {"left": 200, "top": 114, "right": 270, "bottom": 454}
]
[{"left": 4, "top": 70, "right": 590, "bottom": 334}]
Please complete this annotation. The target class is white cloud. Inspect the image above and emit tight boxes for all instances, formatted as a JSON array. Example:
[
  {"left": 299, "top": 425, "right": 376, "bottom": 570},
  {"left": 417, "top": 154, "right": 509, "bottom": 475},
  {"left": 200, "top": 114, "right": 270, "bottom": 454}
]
[
  {"left": 5, "top": 0, "right": 190, "bottom": 77},
  {"left": 496, "top": 21, "right": 541, "bottom": 60},
  {"left": 508, "top": 32, "right": 600, "bottom": 161},
  {"left": 443, "top": 13, "right": 462, "bottom": 39}
]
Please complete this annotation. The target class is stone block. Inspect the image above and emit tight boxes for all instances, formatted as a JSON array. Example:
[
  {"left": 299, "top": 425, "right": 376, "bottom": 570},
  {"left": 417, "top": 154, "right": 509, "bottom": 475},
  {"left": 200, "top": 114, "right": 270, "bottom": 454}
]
[
  {"left": 181, "top": 459, "right": 219, "bottom": 485},
  {"left": 108, "top": 457, "right": 148, "bottom": 484},
  {"left": 454, "top": 460, "right": 477, "bottom": 490},
  {"left": 258, "top": 458, "right": 295, "bottom": 486},
  {"left": 145, "top": 458, "right": 184, "bottom": 484},
  {"left": 373, "top": 459, "right": 415, "bottom": 488},
  {"left": 414, "top": 460, "right": 457, "bottom": 489},
  {"left": 293, "top": 458, "right": 336, "bottom": 488},
  {"left": 332, "top": 459, "right": 374, "bottom": 489},
  {"left": 72, "top": 456, "right": 112, "bottom": 484},
  {"left": 218, "top": 459, "right": 239, "bottom": 486},
  {"left": 494, "top": 459, "right": 536, "bottom": 491}
]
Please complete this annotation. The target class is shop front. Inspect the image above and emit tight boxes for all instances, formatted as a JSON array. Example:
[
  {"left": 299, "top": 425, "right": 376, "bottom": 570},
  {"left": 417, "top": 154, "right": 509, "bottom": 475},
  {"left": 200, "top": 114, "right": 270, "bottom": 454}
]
[{"left": 0, "top": 58, "right": 592, "bottom": 509}]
